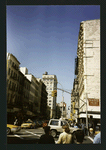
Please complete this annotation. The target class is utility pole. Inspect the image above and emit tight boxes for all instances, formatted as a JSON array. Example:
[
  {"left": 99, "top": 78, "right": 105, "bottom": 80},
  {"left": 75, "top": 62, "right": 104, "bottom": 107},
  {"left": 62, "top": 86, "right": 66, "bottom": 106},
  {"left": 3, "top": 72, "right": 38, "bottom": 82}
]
[
  {"left": 62, "top": 91, "right": 64, "bottom": 119},
  {"left": 57, "top": 87, "right": 71, "bottom": 119},
  {"left": 86, "top": 93, "right": 88, "bottom": 135},
  {"left": 56, "top": 82, "right": 64, "bottom": 119}
]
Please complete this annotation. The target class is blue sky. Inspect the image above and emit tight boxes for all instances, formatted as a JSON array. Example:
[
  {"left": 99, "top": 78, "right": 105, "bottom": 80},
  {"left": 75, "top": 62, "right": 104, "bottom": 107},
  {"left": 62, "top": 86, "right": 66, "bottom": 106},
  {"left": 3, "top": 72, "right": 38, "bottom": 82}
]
[{"left": 7, "top": 5, "right": 100, "bottom": 109}]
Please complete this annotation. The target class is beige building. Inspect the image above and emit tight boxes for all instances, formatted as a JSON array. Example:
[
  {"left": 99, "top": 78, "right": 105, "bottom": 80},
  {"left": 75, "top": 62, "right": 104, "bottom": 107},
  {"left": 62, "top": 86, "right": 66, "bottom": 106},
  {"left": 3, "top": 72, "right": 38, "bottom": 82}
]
[
  {"left": 71, "top": 19, "right": 100, "bottom": 125},
  {"left": 7, "top": 53, "right": 48, "bottom": 121},
  {"left": 37, "top": 78, "right": 49, "bottom": 119},
  {"left": 20, "top": 67, "right": 40, "bottom": 117},
  {"left": 20, "top": 68, "right": 48, "bottom": 119},
  {"left": 7, "top": 53, "right": 31, "bottom": 123},
  {"left": 42, "top": 72, "right": 57, "bottom": 119}
]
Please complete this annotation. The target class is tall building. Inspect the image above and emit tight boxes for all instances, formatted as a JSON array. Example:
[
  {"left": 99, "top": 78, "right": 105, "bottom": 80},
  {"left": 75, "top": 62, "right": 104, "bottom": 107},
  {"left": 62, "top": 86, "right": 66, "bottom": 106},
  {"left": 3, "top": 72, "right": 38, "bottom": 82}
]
[
  {"left": 20, "top": 67, "right": 40, "bottom": 117},
  {"left": 7, "top": 53, "right": 31, "bottom": 123},
  {"left": 42, "top": 72, "right": 57, "bottom": 119},
  {"left": 7, "top": 54, "right": 48, "bottom": 121},
  {"left": 71, "top": 19, "right": 100, "bottom": 126},
  {"left": 37, "top": 78, "right": 48, "bottom": 119}
]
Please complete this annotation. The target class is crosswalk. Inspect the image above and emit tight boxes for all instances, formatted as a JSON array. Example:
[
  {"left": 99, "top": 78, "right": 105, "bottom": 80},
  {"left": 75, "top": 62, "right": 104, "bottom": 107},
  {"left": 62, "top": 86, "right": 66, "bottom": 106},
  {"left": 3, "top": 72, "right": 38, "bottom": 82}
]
[
  {"left": 25, "top": 130, "right": 42, "bottom": 137},
  {"left": 7, "top": 129, "right": 44, "bottom": 139},
  {"left": 7, "top": 128, "right": 94, "bottom": 144}
]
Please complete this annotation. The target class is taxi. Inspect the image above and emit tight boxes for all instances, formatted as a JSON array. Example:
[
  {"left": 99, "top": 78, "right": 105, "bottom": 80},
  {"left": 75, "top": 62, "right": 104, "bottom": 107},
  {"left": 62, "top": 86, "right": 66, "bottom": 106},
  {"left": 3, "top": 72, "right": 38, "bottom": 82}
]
[
  {"left": 21, "top": 119, "right": 36, "bottom": 129},
  {"left": 7, "top": 124, "right": 21, "bottom": 135}
]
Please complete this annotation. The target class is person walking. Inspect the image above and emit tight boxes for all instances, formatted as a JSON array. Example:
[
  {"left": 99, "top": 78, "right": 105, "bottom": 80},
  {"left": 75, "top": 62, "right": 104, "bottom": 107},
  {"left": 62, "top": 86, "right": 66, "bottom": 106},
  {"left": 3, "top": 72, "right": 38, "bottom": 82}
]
[
  {"left": 14, "top": 117, "right": 18, "bottom": 125},
  {"left": 93, "top": 132, "right": 101, "bottom": 144},
  {"left": 75, "top": 130, "right": 84, "bottom": 144},
  {"left": 81, "top": 122, "right": 86, "bottom": 135},
  {"left": 39, "top": 126, "right": 55, "bottom": 144},
  {"left": 56, "top": 126, "right": 73, "bottom": 144},
  {"left": 74, "top": 123, "right": 78, "bottom": 128}
]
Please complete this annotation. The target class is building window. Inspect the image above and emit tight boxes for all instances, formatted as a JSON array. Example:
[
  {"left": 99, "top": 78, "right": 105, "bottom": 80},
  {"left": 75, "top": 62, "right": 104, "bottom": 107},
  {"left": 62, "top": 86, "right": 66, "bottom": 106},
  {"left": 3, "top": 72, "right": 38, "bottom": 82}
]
[{"left": 8, "top": 68, "right": 11, "bottom": 75}]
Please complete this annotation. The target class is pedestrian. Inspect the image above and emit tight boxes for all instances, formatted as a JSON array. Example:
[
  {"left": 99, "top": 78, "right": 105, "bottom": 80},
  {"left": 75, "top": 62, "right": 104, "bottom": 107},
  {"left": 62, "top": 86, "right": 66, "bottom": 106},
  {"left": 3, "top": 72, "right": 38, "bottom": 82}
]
[
  {"left": 93, "top": 132, "right": 101, "bottom": 144},
  {"left": 39, "top": 126, "right": 55, "bottom": 144},
  {"left": 74, "top": 123, "right": 78, "bottom": 128},
  {"left": 43, "top": 120, "right": 48, "bottom": 128},
  {"left": 81, "top": 123, "right": 86, "bottom": 135},
  {"left": 14, "top": 117, "right": 18, "bottom": 125},
  {"left": 89, "top": 128, "right": 94, "bottom": 137},
  {"left": 56, "top": 126, "right": 73, "bottom": 144},
  {"left": 75, "top": 130, "right": 84, "bottom": 144}
]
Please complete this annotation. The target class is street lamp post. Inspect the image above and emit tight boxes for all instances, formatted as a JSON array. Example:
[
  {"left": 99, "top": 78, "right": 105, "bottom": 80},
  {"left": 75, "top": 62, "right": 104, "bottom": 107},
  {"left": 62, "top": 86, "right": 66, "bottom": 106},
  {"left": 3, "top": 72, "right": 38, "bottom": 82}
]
[
  {"left": 85, "top": 93, "right": 89, "bottom": 136},
  {"left": 57, "top": 82, "right": 64, "bottom": 119},
  {"left": 79, "top": 96, "right": 88, "bottom": 136},
  {"left": 62, "top": 91, "right": 64, "bottom": 118}
]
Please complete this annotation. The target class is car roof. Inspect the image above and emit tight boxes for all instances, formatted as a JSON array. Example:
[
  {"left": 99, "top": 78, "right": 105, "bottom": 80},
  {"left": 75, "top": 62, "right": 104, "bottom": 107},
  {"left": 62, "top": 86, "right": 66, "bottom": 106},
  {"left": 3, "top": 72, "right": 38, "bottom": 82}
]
[{"left": 50, "top": 119, "right": 66, "bottom": 121}]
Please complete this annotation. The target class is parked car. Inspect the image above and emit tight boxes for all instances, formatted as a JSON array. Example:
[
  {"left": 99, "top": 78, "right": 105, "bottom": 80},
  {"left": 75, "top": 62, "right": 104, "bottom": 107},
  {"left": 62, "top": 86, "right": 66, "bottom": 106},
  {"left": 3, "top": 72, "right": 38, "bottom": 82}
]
[
  {"left": 21, "top": 119, "right": 36, "bottom": 129},
  {"left": 48, "top": 118, "right": 82, "bottom": 140},
  {"left": 7, "top": 124, "right": 21, "bottom": 135}
]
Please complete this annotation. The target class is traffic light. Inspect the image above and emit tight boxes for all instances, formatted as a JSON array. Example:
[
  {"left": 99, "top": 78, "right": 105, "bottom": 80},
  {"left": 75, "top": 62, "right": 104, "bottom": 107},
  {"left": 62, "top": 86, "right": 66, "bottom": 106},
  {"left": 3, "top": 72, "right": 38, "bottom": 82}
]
[
  {"left": 52, "top": 91, "right": 54, "bottom": 97},
  {"left": 51, "top": 90, "right": 57, "bottom": 97},
  {"left": 54, "top": 90, "right": 57, "bottom": 97}
]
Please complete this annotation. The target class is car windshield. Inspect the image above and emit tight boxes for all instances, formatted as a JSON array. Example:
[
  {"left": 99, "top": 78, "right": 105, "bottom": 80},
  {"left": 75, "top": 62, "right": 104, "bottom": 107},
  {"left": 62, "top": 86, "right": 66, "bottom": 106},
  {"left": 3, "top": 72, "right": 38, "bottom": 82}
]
[
  {"left": 61, "top": 121, "right": 68, "bottom": 126},
  {"left": 50, "top": 120, "right": 59, "bottom": 125}
]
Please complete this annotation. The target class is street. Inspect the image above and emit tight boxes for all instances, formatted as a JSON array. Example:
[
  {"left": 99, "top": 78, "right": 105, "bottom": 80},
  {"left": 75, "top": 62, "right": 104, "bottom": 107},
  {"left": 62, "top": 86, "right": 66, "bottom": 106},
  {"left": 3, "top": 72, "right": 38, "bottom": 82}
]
[{"left": 7, "top": 127, "right": 93, "bottom": 144}]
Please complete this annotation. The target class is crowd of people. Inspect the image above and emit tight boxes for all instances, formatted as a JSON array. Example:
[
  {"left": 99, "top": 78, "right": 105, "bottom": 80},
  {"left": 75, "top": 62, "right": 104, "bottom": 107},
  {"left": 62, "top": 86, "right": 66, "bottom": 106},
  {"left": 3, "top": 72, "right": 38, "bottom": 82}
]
[
  {"left": 39, "top": 125, "right": 85, "bottom": 144},
  {"left": 39, "top": 124, "right": 101, "bottom": 144},
  {"left": 14, "top": 116, "right": 101, "bottom": 144}
]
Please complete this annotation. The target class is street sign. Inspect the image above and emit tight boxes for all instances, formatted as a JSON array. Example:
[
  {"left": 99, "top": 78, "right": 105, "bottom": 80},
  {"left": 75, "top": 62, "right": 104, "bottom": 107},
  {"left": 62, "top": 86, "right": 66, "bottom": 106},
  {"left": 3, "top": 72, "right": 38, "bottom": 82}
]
[{"left": 88, "top": 98, "right": 99, "bottom": 106}]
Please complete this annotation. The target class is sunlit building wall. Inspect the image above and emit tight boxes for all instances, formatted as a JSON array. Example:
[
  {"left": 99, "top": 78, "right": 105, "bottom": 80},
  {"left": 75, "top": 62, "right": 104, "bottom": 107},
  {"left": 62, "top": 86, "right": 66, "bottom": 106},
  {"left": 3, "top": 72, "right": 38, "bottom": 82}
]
[{"left": 42, "top": 72, "right": 57, "bottom": 119}]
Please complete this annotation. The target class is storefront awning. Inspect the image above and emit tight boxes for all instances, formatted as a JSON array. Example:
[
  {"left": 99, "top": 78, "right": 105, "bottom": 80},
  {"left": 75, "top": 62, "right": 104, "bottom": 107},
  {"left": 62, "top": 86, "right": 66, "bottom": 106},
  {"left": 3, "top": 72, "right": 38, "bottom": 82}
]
[{"left": 79, "top": 113, "right": 101, "bottom": 119}]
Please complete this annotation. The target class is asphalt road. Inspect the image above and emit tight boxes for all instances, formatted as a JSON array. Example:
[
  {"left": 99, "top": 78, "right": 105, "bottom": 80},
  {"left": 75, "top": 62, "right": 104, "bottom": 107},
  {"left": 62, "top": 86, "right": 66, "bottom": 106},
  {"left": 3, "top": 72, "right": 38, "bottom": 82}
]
[{"left": 7, "top": 127, "right": 93, "bottom": 144}]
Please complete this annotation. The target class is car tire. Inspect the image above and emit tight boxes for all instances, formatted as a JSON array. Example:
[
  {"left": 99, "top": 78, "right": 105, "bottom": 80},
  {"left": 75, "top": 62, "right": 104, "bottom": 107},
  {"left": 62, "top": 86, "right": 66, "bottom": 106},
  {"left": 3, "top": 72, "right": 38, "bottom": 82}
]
[
  {"left": 30, "top": 125, "right": 33, "bottom": 129},
  {"left": 50, "top": 130, "right": 57, "bottom": 138},
  {"left": 7, "top": 127, "right": 11, "bottom": 135}
]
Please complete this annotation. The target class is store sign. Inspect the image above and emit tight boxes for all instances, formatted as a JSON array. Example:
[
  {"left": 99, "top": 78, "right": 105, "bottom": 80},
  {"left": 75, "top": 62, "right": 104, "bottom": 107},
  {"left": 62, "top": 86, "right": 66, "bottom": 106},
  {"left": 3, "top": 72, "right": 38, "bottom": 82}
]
[{"left": 88, "top": 98, "right": 99, "bottom": 106}]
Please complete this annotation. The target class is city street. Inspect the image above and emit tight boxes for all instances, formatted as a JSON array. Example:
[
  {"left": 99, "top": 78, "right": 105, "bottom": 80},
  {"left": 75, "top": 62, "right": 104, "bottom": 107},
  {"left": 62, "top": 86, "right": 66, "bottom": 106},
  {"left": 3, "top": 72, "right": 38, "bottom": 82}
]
[{"left": 7, "top": 127, "right": 93, "bottom": 144}]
